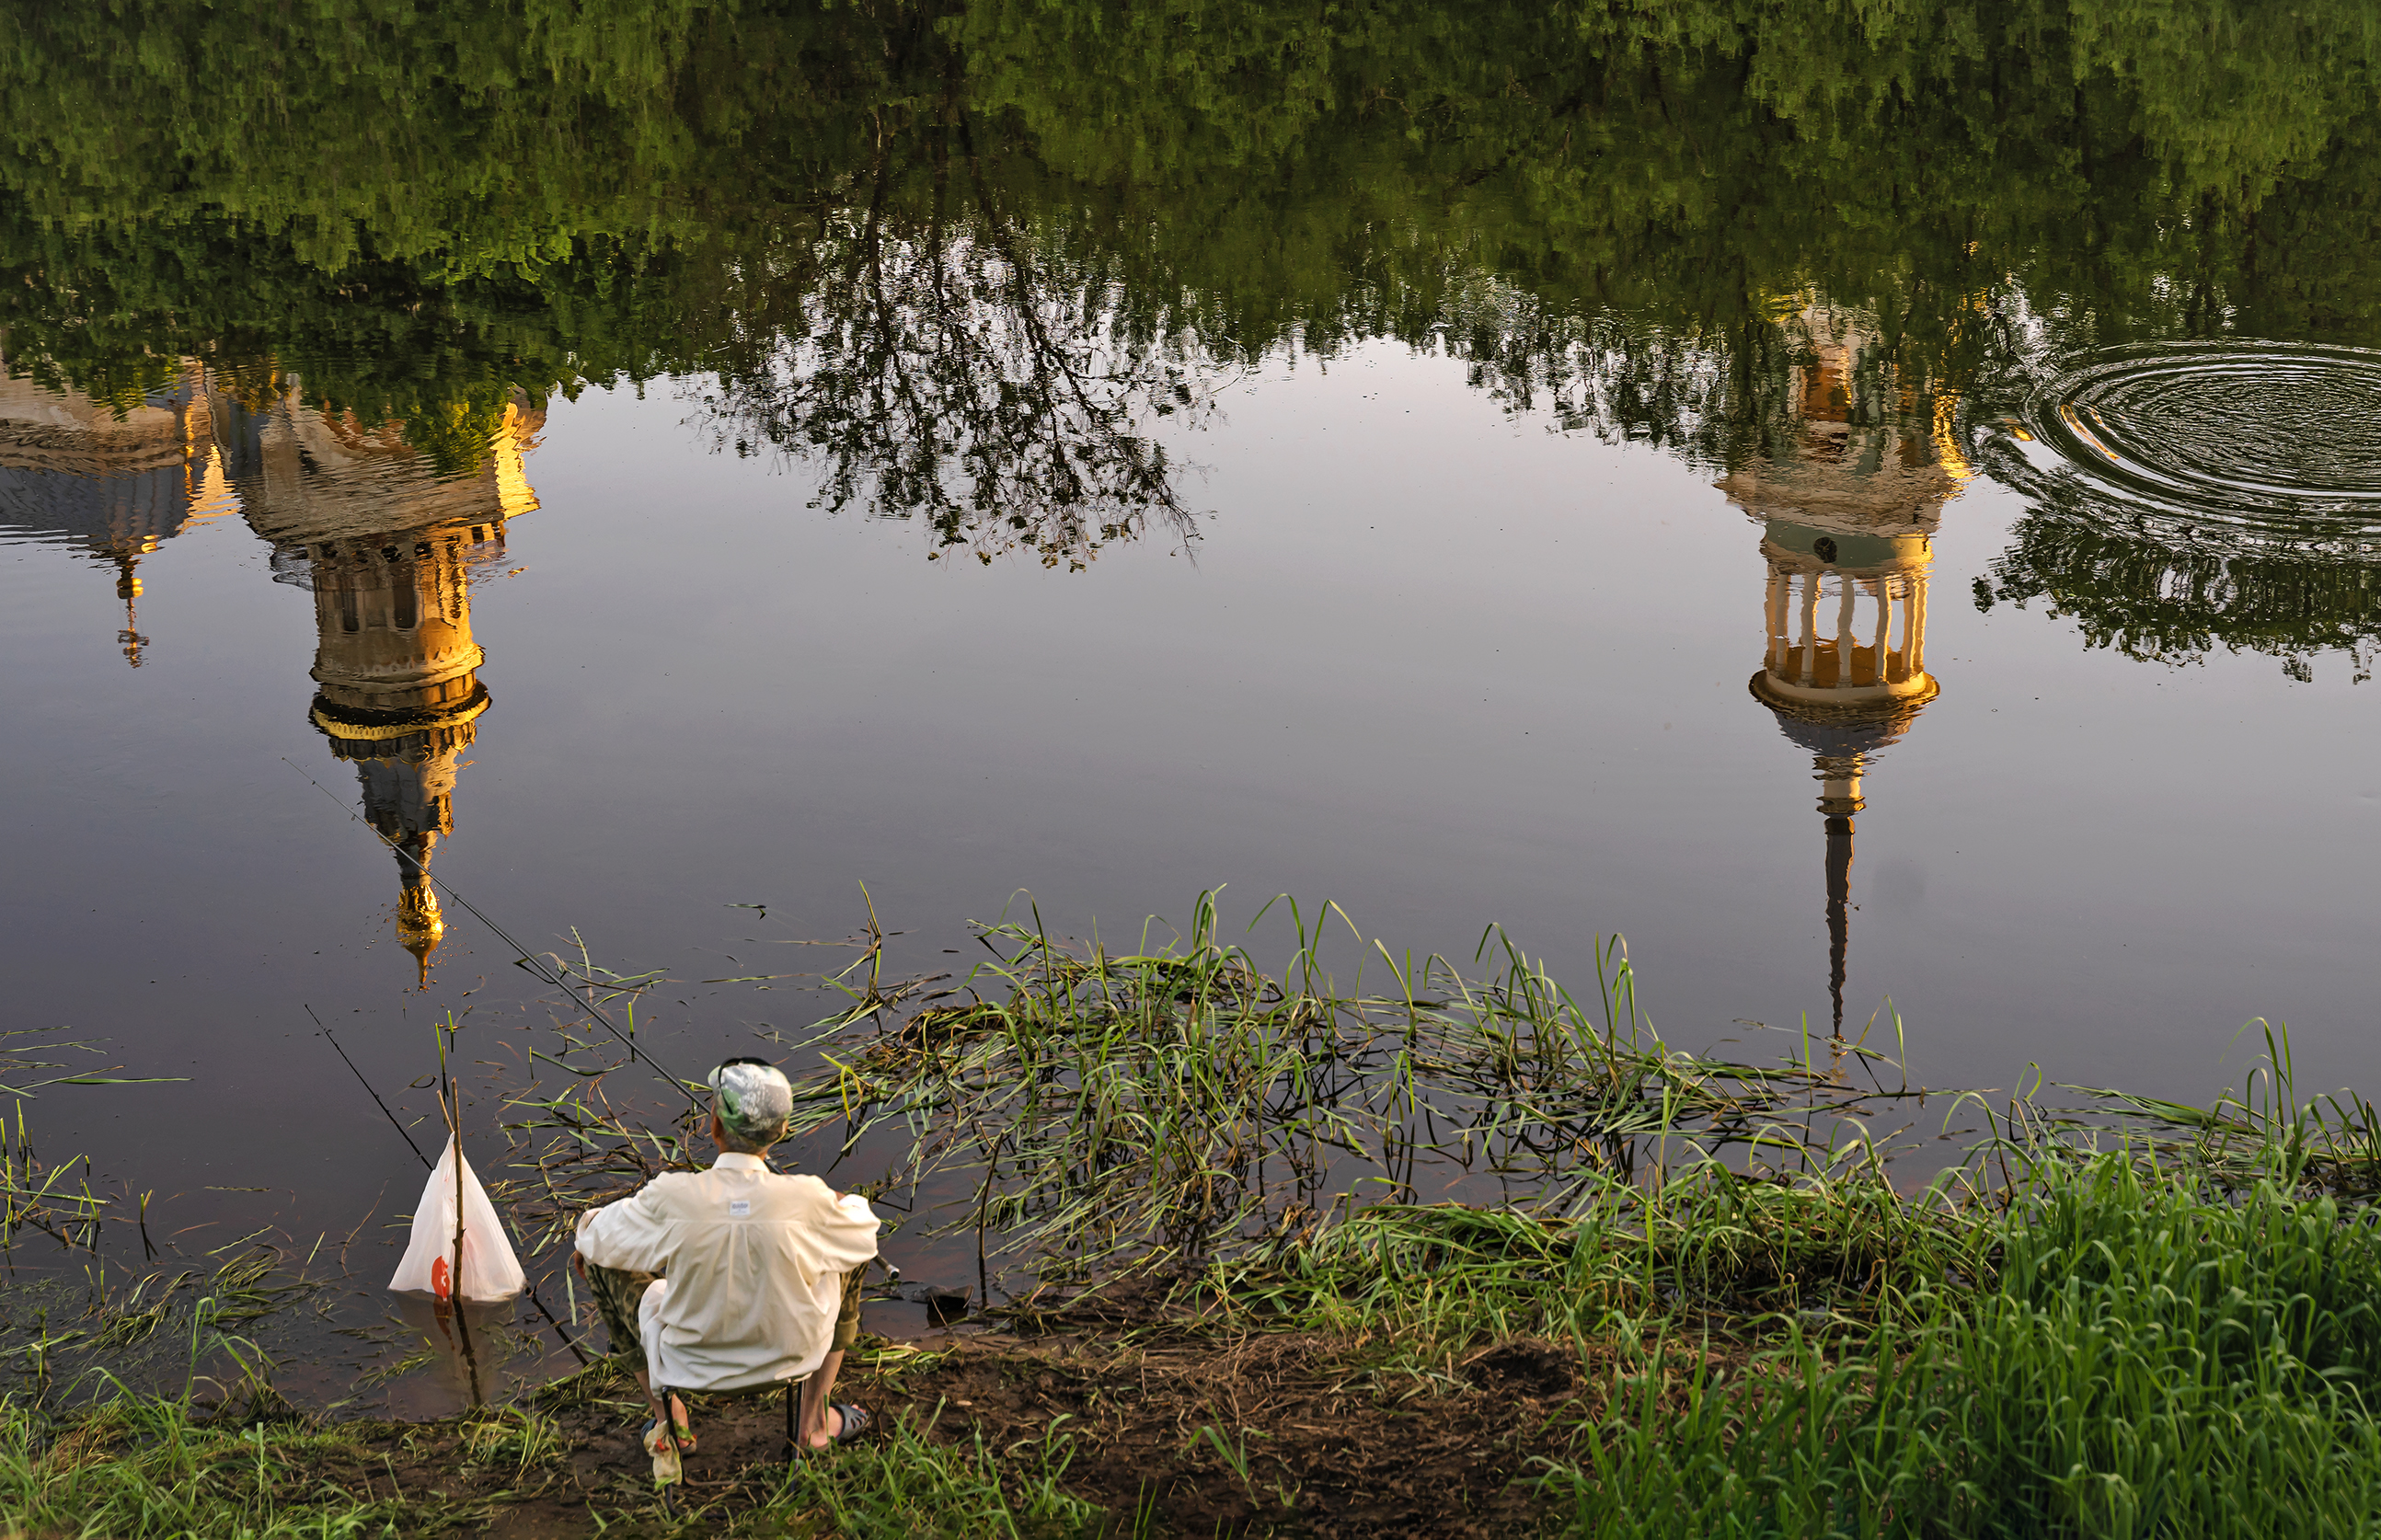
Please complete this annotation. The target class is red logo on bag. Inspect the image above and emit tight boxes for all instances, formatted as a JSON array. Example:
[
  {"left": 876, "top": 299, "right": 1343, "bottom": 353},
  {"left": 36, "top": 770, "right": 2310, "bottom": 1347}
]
[{"left": 431, "top": 1255, "right": 451, "bottom": 1300}]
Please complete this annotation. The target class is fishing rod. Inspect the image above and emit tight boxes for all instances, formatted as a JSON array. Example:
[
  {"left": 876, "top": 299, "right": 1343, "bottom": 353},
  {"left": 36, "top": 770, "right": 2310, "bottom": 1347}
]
[
  {"left": 306, "top": 1004, "right": 588, "bottom": 1366},
  {"left": 309, "top": 1003, "right": 427, "bottom": 1166},
  {"left": 282, "top": 757, "right": 701, "bottom": 1109}
]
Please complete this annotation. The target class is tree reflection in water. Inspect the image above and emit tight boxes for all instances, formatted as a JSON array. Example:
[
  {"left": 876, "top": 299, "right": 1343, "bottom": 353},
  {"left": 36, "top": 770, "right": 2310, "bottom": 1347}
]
[
  {"left": 4, "top": 0, "right": 2381, "bottom": 628},
  {"left": 1978, "top": 508, "right": 2381, "bottom": 684},
  {"left": 686, "top": 140, "right": 1226, "bottom": 567}
]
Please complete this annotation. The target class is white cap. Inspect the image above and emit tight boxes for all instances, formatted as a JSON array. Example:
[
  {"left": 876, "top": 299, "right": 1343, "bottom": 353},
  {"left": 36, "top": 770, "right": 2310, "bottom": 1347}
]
[{"left": 707, "top": 1057, "right": 792, "bottom": 1144}]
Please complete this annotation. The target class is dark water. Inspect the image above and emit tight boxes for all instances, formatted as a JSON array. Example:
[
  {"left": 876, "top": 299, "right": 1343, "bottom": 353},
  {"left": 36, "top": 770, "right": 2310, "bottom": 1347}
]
[{"left": 5, "top": 0, "right": 2380, "bottom": 1409}]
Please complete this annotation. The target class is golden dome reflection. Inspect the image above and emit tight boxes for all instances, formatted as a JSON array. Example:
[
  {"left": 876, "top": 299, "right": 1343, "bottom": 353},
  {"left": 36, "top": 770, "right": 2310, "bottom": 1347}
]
[
  {"left": 1719, "top": 305, "right": 1967, "bottom": 1033},
  {"left": 0, "top": 351, "right": 540, "bottom": 984},
  {"left": 398, "top": 885, "right": 446, "bottom": 989},
  {"left": 263, "top": 389, "right": 542, "bottom": 988}
]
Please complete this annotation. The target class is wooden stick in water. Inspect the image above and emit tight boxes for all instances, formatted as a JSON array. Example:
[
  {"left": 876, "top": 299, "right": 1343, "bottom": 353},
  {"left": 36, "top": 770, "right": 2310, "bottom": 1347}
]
[
  {"left": 439, "top": 1029, "right": 484, "bottom": 1405},
  {"left": 312, "top": 1006, "right": 587, "bottom": 1365}
]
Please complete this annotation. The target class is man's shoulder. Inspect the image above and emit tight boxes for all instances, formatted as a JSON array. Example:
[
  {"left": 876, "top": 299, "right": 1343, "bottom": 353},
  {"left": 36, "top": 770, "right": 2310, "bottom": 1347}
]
[
  {"left": 640, "top": 1166, "right": 832, "bottom": 1204},
  {"left": 757, "top": 1170, "right": 870, "bottom": 1223},
  {"left": 618, "top": 1169, "right": 707, "bottom": 1211},
  {"left": 759, "top": 1169, "right": 836, "bottom": 1201}
]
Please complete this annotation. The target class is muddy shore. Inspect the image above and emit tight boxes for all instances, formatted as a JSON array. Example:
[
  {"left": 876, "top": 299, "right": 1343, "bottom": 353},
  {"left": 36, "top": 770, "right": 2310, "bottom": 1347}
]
[{"left": 281, "top": 1320, "right": 1605, "bottom": 1538}]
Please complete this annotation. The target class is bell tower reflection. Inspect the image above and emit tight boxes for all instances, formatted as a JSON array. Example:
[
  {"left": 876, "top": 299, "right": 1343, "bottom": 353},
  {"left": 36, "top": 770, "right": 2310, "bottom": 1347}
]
[
  {"left": 1719, "top": 307, "right": 1964, "bottom": 1030},
  {"left": 2, "top": 356, "right": 540, "bottom": 983},
  {"left": 1748, "top": 526, "right": 1937, "bottom": 1029},
  {"left": 0, "top": 359, "right": 246, "bottom": 664},
  {"left": 304, "top": 527, "right": 498, "bottom": 982},
  {"left": 247, "top": 388, "right": 542, "bottom": 984}
]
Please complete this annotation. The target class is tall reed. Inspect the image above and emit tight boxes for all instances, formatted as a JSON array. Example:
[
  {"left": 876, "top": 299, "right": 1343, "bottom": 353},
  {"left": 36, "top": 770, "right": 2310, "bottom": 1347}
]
[
  {"left": 761, "top": 895, "right": 1934, "bottom": 1291},
  {"left": 1542, "top": 1154, "right": 2381, "bottom": 1539}
]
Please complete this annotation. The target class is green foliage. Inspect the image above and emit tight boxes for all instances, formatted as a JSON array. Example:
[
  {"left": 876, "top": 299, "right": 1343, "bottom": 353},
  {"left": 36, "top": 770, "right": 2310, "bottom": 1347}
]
[
  {"left": 767, "top": 1414, "right": 1110, "bottom": 1539},
  {"left": 5, "top": 0, "right": 2380, "bottom": 618},
  {"left": 1977, "top": 511, "right": 2381, "bottom": 678},
  {"left": 0, "top": 1390, "right": 408, "bottom": 1540},
  {"left": 1540, "top": 1154, "right": 2381, "bottom": 1538},
  {"left": 6, "top": 0, "right": 2381, "bottom": 473}
]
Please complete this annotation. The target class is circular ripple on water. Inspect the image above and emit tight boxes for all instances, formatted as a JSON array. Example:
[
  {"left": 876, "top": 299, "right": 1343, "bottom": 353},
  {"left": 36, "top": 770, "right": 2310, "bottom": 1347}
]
[{"left": 2028, "top": 342, "right": 2381, "bottom": 537}]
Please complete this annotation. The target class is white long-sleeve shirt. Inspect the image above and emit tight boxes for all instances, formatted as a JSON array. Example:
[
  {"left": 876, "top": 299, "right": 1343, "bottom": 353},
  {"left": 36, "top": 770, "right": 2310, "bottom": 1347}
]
[{"left": 575, "top": 1153, "right": 880, "bottom": 1392}]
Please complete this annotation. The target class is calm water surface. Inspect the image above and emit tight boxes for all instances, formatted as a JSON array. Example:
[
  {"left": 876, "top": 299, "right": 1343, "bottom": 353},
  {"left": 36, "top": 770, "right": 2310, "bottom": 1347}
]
[{"left": 3, "top": 0, "right": 2378, "bottom": 1408}]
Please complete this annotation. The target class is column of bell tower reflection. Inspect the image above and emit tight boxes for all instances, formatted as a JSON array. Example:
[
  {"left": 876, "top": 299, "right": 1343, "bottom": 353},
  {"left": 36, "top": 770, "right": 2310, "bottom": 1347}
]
[
  {"left": 0, "top": 356, "right": 541, "bottom": 988},
  {"left": 1715, "top": 308, "right": 1969, "bottom": 1033},
  {"left": 254, "top": 388, "right": 544, "bottom": 986}
]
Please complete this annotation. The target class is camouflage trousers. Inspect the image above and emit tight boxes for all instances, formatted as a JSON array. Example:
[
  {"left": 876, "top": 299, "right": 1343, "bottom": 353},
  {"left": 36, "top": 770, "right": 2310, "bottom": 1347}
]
[{"left": 584, "top": 1260, "right": 869, "bottom": 1364}]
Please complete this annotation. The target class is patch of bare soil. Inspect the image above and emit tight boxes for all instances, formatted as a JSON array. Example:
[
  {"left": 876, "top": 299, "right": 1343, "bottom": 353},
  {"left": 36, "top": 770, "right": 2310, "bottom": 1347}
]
[
  {"left": 846, "top": 1328, "right": 1593, "bottom": 1538},
  {"left": 300, "top": 1325, "right": 1612, "bottom": 1537}
]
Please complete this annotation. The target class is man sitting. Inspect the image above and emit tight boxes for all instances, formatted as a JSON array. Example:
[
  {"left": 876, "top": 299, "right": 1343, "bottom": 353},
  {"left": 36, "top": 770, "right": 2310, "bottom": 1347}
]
[{"left": 574, "top": 1057, "right": 881, "bottom": 1467}]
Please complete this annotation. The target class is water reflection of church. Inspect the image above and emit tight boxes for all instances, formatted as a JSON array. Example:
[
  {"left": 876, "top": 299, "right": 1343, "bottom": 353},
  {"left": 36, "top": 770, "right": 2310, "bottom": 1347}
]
[
  {"left": 1716, "top": 312, "right": 1967, "bottom": 1030},
  {"left": 0, "top": 360, "right": 539, "bottom": 984},
  {"left": 255, "top": 393, "right": 541, "bottom": 983},
  {"left": 0, "top": 366, "right": 248, "bottom": 664}
]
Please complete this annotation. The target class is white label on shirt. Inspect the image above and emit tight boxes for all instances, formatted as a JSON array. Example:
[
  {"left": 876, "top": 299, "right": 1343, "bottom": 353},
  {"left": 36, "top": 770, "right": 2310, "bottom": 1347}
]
[{"left": 729, "top": 1200, "right": 751, "bottom": 1217}]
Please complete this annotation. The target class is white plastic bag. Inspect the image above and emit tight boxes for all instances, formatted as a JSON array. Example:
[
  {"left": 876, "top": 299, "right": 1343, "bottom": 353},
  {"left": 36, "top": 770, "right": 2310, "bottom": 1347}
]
[{"left": 389, "top": 1135, "right": 524, "bottom": 1301}]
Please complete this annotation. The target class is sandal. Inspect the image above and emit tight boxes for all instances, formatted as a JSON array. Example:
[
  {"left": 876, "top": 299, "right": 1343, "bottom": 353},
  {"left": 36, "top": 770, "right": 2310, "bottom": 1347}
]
[
  {"left": 829, "top": 1403, "right": 871, "bottom": 1443},
  {"left": 640, "top": 1397, "right": 696, "bottom": 1455}
]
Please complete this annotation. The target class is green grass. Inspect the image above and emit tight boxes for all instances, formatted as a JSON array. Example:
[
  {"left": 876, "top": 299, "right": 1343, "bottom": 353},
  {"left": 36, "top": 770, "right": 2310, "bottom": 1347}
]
[
  {"left": 1206, "top": 1159, "right": 1987, "bottom": 1359},
  {"left": 0, "top": 1377, "right": 1121, "bottom": 1540},
  {"left": 759, "top": 1414, "right": 1113, "bottom": 1540},
  {"left": 0, "top": 1390, "right": 420, "bottom": 1540},
  {"left": 1538, "top": 1154, "right": 2381, "bottom": 1539},
  {"left": 457, "top": 1403, "right": 569, "bottom": 1478}
]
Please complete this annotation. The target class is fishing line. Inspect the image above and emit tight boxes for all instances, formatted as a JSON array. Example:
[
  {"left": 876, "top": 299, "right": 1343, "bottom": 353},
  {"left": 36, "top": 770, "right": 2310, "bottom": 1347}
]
[
  {"left": 307, "top": 1003, "right": 589, "bottom": 1365},
  {"left": 308, "top": 1004, "right": 426, "bottom": 1166},
  {"left": 281, "top": 756, "right": 701, "bottom": 1108}
]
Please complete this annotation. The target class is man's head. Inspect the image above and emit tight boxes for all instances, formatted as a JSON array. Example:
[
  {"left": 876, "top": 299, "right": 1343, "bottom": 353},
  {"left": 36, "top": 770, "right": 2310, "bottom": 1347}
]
[{"left": 707, "top": 1057, "right": 793, "bottom": 1155}]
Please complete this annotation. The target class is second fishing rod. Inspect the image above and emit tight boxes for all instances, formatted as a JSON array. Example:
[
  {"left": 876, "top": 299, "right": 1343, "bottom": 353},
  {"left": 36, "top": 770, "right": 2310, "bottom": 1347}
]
[
  {"left": 309, "top": 1005, "right": 588, "bottom": 1366},
  {"left": 282, "top": 756, "right": 704, "bottom": 1114}
]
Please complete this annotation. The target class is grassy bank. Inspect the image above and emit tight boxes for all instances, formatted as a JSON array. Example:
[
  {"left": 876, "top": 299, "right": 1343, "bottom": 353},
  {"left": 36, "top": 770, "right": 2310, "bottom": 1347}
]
[
  {"left": 14, "top": 1150, "right": 2381, "bottom": 1536},
  {"left": 14, "top": 903, "right": 2381, "bottom": 1536}
]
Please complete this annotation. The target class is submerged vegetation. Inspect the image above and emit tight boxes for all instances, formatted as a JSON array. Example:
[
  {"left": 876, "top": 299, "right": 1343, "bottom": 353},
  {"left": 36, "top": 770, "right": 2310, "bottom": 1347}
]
[
  {"left": 785, "top": 897, "right": 1930, "bottom": 1289},
  {"left": 505, "top": 894, "right": 1948, "bottom": 1300}
]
